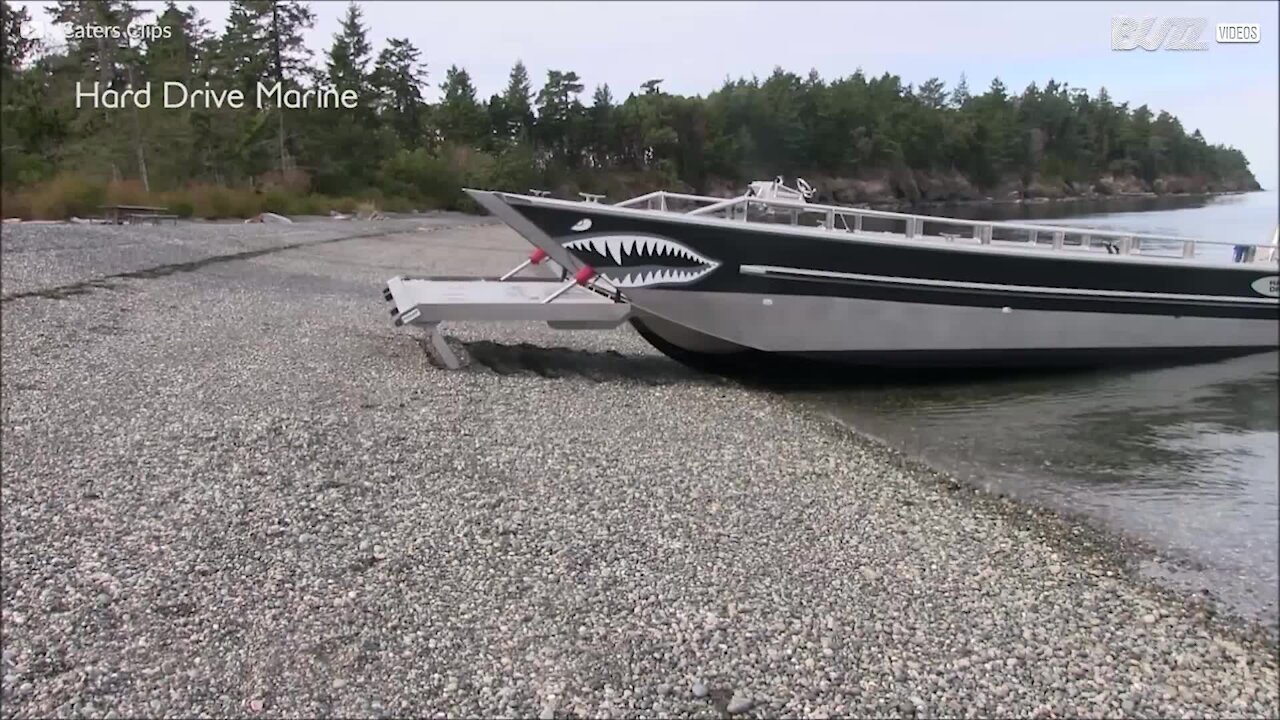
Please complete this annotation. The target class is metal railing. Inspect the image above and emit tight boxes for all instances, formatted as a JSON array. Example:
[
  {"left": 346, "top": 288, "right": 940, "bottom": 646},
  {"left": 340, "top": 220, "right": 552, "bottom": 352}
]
[
  {"left": 614, "top": 190, "right": 730, "bottom": 212},
  {"left": 598, "top": 190, "right": 1274, "bottom": 264}
]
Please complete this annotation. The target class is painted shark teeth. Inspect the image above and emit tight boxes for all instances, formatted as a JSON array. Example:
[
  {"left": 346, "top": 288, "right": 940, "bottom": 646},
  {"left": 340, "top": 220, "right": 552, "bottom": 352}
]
[
  {"left": 564, "top": 235, "right": 718, "bottom": 268},
  {"left": 600, "top": 264, "right": 718, "bottom": 288},
  {"left": 564, "top": 234, "right": 722, "bottom": 288}
]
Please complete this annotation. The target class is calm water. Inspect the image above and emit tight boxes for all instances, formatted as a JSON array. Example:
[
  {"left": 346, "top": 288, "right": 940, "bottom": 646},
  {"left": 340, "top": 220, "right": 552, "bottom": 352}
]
[{"left": 804, "top": 191, "right": 1280, "bottom": 627}]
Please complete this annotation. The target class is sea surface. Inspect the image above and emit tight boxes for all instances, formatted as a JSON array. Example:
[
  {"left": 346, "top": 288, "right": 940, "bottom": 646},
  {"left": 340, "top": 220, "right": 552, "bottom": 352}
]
[{"left": 799, "top": 190, "right": 1280, "bottom": 628}]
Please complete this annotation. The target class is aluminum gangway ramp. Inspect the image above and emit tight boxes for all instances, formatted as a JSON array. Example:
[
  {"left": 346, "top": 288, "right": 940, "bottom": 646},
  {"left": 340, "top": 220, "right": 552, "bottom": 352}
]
[{"left": 383, "top": 275, "right": 631, "bottom": 369}]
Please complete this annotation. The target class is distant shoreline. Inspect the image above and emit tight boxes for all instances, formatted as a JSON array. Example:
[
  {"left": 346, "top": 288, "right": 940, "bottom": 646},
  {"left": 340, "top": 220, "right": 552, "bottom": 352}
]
[{"left": 857, "top": 189, "right": 1258, "bottom": 213}]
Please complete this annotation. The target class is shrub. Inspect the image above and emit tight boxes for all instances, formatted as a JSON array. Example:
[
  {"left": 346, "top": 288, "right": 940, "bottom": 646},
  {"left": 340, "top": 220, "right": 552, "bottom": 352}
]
[
  {"left": 257, "top": 168, "right": 312, "bottom": 195},
  {"left": 24, "top": 174, "right": 107, "bottom": 219},
  {"left": 381, "top": 195, "right": 415, "bottom": 213},
  {"left": 259, "top": 190, "right": 297, "bottom": 216},
  {"left": 289, "top": 194, "right": 328, "bottom": 216},
  {"left": 170, "top": 199, "right": 195, "bottom": 218},
  {"left": 356, "top": 187, "right": 385, "bottom": 206},
  {"left": 104, "top": 179, "right": 150, "bottom": 207},
  {"left": 377, "top": 148, "right": 463, "bottom": 209},
  {"left": 0, "top": 159, "right": 505, "bottom": 221},
  {"left": 187, "top": 184, "right": 262, "bottom": 219},
  {"left": 486, "top": 144, "right": 539, "bottom": 193},
  {"left": 0, "top": 187, "right": 32, "bottom": 219}
]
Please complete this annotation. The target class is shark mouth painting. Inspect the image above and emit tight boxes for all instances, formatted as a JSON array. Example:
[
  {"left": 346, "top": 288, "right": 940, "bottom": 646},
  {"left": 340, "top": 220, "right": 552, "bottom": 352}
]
[{"left": 562, "top": 234, "right": 722, "bottom": 288}]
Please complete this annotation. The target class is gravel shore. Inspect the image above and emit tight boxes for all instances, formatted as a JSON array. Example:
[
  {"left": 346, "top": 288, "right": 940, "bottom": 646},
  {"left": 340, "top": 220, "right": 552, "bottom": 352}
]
[{"left": 2, "top": 218, "right": 1277, "bottom": 719}]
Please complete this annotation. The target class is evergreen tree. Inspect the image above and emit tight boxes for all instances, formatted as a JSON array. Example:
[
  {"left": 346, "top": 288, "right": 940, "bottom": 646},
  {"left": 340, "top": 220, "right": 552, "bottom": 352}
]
[
  {"left": 501, "top": 60, "right": 534, "bottom": 143},
  {"left": 220, "top": 0, "right": 315, "bottom": 172},
  {"left": 587, "top": 83, "right": 615, "bottom": 168},
  {"left": 326, "top": 1, "right": 370, "bottom": 94},
  {"left": 311, "top": 1, "right": 384, "bottom": 193},
  {"left": 138, "top": 2, "right": 213, "bottom": 187},
  {"left": 950, "top": 73, "right": 970, "bottom": 108},
  {"left": 917, "top": 77, "right": 947, "bottom": 110},
  {"left": 1, "top": 0, "right": 64, "bottom": 186},
  {"left": 436, "top": 64, "right": 485, "bottom": 147},
  {"left": 1, "top": 0, "right": 36, "bottom": 81},
  {"left": 45, "top": 0, "right": 152, "bottom": 185},
  {"left": 536, "top": 69, "right": 585, "bottom": 165},
  {"left": 371, "top": 37, "right": 427, "bottom": 149}
]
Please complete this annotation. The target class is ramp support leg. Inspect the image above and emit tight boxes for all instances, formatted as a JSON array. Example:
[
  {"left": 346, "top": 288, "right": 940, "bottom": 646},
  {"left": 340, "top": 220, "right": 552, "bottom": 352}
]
[{"left": 422, "top": 323, "right": 464, "bottom": 370}]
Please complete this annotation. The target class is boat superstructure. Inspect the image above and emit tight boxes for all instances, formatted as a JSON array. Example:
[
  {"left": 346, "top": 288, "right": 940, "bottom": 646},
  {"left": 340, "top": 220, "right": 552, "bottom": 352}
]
[{"left": 382, "top": 180, "right": 1279, "bottom": 372}]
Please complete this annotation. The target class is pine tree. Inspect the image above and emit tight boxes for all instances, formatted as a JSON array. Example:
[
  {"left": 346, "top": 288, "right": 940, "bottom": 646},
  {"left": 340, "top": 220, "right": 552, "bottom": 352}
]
[
  {"left": 950, "top": 73, "right": 970, "bottom": 108},
  {"left": 326, "top": 2, "right": 370, "bottom": 94},
  {"left": 312, "top": 1, "right": 385, "bottom": 193},
  {"left": 216, "top": 1, "right": 267, "bottom": 95},
  {"left": 220, "top": 0, "right": 314, "bottom": 172},
  {"left": 501, "top": 60, "right": 534, "bottom": 144},
  {"left": 1, "top": 0, "right": 37, "bottom": 81},
  {"left": 47, "top": 0, "right": 146, "bottom": 88},
  {"left": 371, "top": 38, "right": 427, "bottom": 149},
  {"left": 588, "top": 83, "right": 614, "bottom": 168},
  {"left": 139, "top": 2, "right": 214, "bottom": 187},
  {"left": 0, "top": 0, "right": 58, "bottom": 186},
  {"left": 536, "top": 69, "right": 585, "bottom": 165},
  {"left": 917, "top": 77, "right": 948, "bottom": 110},
  {"left": 436, "top": 65, "right": 485, "bottom": 147},
  {"left": 46, "top": 0, "right": 152, "bottom": 185}
]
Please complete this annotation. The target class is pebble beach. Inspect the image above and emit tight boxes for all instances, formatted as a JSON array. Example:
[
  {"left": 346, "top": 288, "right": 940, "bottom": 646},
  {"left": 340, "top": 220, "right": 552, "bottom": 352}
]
[{"left": 1, "top": 217, "right": 1277, "bottom": 718}]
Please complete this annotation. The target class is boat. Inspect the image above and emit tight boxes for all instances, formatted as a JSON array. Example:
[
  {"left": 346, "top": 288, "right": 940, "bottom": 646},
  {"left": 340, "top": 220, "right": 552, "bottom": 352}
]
[{"left": 382, "top": 179, "right": 1280, "bottom": 373}]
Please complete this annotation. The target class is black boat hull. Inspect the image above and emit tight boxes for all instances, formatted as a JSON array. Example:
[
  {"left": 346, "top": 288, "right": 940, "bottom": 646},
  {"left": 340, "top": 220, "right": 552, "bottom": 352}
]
[{"left": 470, "top": 191, "right": 1280, "bottom": 370}]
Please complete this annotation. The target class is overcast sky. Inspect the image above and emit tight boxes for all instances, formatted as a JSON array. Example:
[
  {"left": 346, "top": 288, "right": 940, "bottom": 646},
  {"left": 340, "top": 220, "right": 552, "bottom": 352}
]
[{"left": 16, "top": 0, "right": 1279, "bottom": 188}]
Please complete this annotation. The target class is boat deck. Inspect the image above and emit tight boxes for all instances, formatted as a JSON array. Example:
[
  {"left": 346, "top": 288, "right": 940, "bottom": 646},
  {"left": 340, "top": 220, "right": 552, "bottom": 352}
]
[{"left": 611, "top": 190, "right": 1279, "bottom": 266}]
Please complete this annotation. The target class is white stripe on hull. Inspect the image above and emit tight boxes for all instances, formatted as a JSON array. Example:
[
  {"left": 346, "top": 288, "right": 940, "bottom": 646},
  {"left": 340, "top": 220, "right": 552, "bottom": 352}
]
[
  {"left": 740, "top": 264, "right": 1278, "bottom": 305},
  {"left": 624, "top": 289, "right": 1278, "bottom": 353}
]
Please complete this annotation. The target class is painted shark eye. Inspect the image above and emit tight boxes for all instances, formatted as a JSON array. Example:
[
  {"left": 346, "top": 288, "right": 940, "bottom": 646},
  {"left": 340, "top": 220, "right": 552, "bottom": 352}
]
[{"left": 571, "top": 219, "right": 592, "bottom": 232}]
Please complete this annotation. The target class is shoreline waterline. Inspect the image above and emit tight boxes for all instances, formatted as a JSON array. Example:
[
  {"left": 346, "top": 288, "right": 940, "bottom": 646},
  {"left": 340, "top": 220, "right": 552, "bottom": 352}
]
[{"left": 798, "top": 395, "right": 1280, "bottom": 648}]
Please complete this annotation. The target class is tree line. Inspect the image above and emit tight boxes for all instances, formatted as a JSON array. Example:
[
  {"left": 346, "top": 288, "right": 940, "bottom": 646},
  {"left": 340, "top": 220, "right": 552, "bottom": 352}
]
[{"left": 0, "top": 0, "right": 1260, "bottom": 218}]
